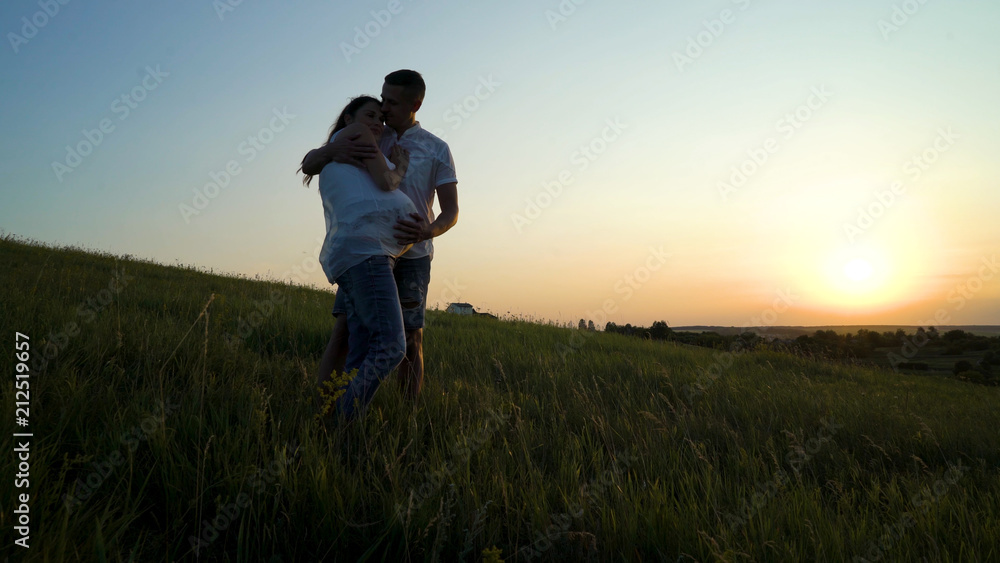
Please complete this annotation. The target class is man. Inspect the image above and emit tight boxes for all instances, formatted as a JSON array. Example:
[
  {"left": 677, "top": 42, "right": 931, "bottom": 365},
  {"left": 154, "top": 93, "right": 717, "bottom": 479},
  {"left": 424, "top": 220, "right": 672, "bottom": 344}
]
[{"left": 304, "top": 69, "right": 459, "bottom": 405}]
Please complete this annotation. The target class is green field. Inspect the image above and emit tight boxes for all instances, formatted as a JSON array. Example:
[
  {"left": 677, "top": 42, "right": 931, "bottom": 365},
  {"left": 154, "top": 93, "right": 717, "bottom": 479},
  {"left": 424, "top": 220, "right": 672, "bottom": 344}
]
[{"left": 1, "top": 235, "right": 999, "bottom": 562}]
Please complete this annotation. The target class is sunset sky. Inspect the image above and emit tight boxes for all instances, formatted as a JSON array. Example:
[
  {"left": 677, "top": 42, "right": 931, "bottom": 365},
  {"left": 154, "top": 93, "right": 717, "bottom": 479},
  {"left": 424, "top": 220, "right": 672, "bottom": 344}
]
[{"left": 2, "top": 0, "right": 998, "bottom": 327}]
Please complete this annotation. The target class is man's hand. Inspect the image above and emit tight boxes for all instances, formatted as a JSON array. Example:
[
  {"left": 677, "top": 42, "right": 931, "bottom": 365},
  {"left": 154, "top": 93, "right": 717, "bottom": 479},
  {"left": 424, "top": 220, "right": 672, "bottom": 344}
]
[
  {"left": 301, "top": 133, "right": 380, "bottom": 175},
  {"left": 393, "top": 183, "right": 458, "bottom": 245},
  {"left": 329, "top": 132, "right": 380, "bottom": 165},
  {"left": 394, "top": 213, "right": 433, "bottom": 245}
]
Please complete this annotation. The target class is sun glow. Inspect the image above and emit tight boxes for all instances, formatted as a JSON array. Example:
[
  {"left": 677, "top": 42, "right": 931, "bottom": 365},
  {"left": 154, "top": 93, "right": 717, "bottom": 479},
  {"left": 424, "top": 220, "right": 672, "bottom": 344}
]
[{"left": 802, "top": 243, "right": 912, "bottom": 312}]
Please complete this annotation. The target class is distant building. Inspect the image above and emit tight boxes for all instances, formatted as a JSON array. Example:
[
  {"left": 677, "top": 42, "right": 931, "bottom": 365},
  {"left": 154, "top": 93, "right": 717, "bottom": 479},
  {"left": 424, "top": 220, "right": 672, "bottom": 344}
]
[{"left": 446, "top": 302, "right": 476, "bottom": 315}]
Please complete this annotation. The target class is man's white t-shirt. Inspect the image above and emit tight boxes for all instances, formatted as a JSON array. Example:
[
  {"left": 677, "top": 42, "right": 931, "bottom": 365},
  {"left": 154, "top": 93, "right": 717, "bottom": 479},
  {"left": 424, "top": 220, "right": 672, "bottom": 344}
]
[
  {"left": 378, "top": 122, "right": 457, "bottom": 260},
  {"left": 318, "top": 129, "right": 418, "bottom": 284}
]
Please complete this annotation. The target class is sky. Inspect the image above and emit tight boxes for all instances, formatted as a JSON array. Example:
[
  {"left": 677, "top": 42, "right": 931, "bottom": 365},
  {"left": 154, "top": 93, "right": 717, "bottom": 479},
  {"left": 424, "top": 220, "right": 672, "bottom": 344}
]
[{"left": 2, "top": 0, "right": 999, "bottom": 328}]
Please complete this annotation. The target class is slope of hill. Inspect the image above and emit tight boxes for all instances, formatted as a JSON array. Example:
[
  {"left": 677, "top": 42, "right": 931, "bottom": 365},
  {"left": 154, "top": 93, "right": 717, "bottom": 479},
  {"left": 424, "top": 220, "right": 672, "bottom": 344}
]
[{"left": 1, "top": 235, "right": 998, "bottom": 562}]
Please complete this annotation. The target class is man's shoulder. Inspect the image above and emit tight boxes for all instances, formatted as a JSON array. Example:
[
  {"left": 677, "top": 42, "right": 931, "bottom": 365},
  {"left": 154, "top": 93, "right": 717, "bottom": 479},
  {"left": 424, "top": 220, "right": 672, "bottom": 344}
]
[
  {"left": 412, "top": 127, "right": 449, "bottom": 148},
  {"left": 412, "top": 130, "right": 453, "bottom": 164}
]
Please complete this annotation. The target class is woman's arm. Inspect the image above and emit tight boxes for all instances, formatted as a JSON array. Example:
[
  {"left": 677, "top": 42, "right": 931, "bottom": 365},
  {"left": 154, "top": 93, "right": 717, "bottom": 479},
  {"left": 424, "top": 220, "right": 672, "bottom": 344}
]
[{"left": 340, "top": 123, "right": 407, "bottom": 192}]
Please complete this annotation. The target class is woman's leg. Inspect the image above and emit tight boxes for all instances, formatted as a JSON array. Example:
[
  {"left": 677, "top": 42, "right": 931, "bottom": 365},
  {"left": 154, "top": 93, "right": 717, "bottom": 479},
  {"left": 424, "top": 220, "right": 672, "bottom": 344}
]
[{"left": 334, "top": 256, "right": 406, "bottom": 420}]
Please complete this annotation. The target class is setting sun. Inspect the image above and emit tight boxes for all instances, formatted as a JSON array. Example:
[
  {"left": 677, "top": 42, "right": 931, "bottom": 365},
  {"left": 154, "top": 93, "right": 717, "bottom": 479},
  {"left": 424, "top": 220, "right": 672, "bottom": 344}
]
[{"left": 845, "top": 258, "right": 873, "bottom": 282}]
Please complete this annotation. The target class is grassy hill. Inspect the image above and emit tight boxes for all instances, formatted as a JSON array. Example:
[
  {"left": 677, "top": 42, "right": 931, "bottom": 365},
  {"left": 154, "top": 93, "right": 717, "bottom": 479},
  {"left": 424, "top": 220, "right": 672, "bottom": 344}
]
[{"left": 1, "top": 235, "right": 998, "bottom": 562}]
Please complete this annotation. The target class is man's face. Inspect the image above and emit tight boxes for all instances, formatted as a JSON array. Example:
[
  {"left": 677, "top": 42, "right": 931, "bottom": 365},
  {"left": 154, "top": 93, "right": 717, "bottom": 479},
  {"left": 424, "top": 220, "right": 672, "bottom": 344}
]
[{"left": 380, "top": 83, "right": 419, "bottom": 131}]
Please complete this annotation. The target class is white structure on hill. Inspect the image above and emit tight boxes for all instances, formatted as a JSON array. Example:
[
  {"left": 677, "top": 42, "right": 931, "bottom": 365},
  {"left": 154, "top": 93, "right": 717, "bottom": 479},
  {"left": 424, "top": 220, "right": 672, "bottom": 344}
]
[{"left": 446, "top": 302, "right": 476, "bottom": 315}]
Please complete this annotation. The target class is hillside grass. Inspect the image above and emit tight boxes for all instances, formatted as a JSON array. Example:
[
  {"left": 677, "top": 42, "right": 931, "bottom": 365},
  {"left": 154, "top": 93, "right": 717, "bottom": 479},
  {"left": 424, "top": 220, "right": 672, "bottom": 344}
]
[{"left": 1, "top": 235, "right": 998, "bottom": 562}]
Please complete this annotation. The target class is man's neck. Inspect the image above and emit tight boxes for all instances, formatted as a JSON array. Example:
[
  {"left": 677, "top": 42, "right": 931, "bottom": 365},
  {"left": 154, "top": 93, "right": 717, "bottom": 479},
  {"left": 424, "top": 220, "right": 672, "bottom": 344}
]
[{"left": 392, "top": 118, "right": 417, "bottom": 138}]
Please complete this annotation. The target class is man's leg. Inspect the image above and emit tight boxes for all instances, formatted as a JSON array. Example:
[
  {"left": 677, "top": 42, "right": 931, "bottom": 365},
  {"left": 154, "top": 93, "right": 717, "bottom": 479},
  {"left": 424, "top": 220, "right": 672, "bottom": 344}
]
[
  {"left": 316, "top": 292, "right": 350, "bottom": 413},
  {"left": 393, "top": 256, "right": 431, "bottom": 401},
  {"left": 399, "top": 327, "right": 424, "bottom": 400},
  {"left": 316, "top": 316, "right": 347, "bottom": 387}
]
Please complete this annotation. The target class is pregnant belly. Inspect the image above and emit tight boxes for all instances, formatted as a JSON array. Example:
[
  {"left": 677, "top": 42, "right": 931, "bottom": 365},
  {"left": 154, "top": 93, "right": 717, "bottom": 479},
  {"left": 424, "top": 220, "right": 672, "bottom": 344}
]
[{"left": 350, "top": 207, "right": 414, "bottom": 257}]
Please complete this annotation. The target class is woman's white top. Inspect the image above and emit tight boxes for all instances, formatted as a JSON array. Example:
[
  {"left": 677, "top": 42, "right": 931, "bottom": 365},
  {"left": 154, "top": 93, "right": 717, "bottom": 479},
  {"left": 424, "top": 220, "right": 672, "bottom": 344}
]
[{"left": 318, "top": 129, "right": 417, "bottom": 284}]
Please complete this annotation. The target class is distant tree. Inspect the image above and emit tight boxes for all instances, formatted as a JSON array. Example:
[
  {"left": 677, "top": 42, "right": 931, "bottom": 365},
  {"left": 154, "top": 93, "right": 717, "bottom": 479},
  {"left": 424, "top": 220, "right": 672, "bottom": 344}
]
[
  {"left": 953, "top": 360, "right": 974, "bottom": 375},
  {"left": 982, "top": 350, "right": 998, "bottom": 366},
  {"left": 587, "top": 320, "right": 595, "bottom": 331},
  {"left": 944, "top": 330, "right": 968, "bottom": 342},
  {"left": 815, "top": 330, "right": 839, "bottom": 341},
  {"left": 857, "top": 328, "right": 883, "bottom": 349},
  {"left": 927, "top": 326, "right": 940, "bottom": 342},
  {"left": 579, "top": 319, "right": 587, "bottom": 330},
  {"left": 649, "top": 320, "right": 673, "bottom": 340}
]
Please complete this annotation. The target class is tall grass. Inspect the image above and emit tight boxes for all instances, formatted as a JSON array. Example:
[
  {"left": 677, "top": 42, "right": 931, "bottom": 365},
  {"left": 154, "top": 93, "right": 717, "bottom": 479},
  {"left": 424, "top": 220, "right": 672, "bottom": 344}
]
[{"left": 1, "top": 235, "right": 998, "bottom": 562}]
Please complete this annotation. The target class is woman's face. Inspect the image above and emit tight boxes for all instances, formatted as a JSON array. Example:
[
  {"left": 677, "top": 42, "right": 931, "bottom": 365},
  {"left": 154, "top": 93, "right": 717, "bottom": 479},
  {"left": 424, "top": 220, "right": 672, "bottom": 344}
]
[{"left": 347, "top": 101, "right": 384, "bottom": 139}]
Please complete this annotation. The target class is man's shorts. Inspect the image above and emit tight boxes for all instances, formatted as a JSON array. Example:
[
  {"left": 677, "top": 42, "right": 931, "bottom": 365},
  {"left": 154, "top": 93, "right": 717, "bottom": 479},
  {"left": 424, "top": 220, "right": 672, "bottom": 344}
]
[{"left": 332, "top": 255, "right": 431, "bottom": 331}]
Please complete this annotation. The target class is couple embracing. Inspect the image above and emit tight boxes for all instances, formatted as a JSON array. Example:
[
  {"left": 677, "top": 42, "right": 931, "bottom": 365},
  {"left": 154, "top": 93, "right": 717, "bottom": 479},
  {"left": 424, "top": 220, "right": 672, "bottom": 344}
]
[{"left": 299, "top": 69, "right": 459, "bottom": 420}]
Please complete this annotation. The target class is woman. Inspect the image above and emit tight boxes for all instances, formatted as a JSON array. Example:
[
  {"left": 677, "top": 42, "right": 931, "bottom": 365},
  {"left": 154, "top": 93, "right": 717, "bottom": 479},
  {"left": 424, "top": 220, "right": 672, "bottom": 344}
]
[{"left": 301, "top": 96, "right": 416, "bottom": 420}]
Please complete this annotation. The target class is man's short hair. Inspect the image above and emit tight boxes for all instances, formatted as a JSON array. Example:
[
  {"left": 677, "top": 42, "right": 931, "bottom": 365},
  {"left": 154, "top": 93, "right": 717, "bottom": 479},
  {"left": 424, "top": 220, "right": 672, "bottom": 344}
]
[{"left": 385, "top": 69, "right": 426, "bottom": 103}]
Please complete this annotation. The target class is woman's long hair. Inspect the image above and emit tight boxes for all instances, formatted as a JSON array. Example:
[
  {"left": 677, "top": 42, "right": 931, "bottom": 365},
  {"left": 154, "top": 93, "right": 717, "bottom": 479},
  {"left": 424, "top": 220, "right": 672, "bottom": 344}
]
[{"left": 299, "top": 95, "right": 380, "bottom": 187}]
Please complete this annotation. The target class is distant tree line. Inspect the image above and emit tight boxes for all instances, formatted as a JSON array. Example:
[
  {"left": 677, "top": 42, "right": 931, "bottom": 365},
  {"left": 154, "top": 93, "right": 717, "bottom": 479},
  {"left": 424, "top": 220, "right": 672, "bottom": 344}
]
[{"left": 598, "top": 321, "right": 1000, "bottom": 386}]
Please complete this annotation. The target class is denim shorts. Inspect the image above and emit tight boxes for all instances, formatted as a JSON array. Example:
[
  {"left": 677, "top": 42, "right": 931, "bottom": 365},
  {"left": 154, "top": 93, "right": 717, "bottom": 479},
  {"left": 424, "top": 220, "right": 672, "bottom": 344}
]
[{"left": 333, "top": 255, "right": 431, "bottom": 330}]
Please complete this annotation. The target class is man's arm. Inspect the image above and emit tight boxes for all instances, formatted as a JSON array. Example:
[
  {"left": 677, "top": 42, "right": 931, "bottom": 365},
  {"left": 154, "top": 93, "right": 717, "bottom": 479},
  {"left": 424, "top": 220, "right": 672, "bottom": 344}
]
[
  {"left": 300, "top": 132, "right": 381, "bottom": 176},
  {"left": 393, "top": 182, "right": 458, "bottom": 244},
  {"left": 431, "top": 182, "right": 459, "bottom": 237}
]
